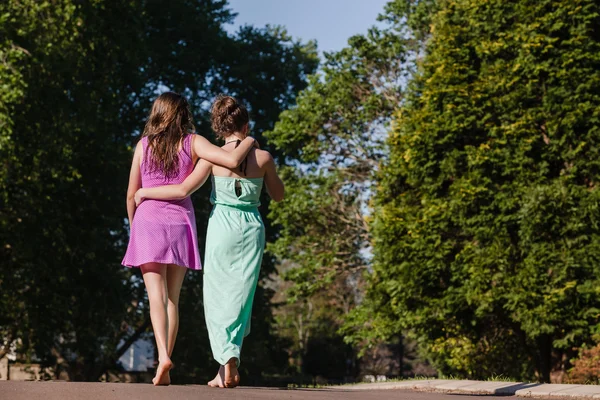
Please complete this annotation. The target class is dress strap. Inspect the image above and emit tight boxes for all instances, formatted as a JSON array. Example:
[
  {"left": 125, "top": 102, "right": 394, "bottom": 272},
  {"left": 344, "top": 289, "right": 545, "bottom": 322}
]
[
  {"left": 188, "top": 134, "right": 194, "bottom": 158},
  {"left": 141, "top": 136, "right": 148, "bottom": 165}
]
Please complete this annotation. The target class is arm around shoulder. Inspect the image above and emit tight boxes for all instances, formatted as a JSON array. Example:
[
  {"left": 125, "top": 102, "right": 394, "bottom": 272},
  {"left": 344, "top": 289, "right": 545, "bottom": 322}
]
[
  {"left": 192, "top": 134, "right": 255, "bottom": 169},
  {"left": 135, "top": 159, "right": 213, "bottom": 205}
]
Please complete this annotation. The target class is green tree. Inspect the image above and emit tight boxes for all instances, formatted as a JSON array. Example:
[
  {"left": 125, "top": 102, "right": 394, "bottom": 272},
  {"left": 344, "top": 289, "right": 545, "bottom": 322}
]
[
  {"left": 1, "top": 0, "right": 155, "bottom": 379},
  {"left": 266, "top": 4, "right": 412, "bottom": 298},
  {"left": 264, "top": 0, "right": 437, "bottom": 379},
  {"left": 0, "top": 0, "right": 316, "bottom": 382},
  {"left": 354, "top": 0, "right": 600, "bottom": 382}
]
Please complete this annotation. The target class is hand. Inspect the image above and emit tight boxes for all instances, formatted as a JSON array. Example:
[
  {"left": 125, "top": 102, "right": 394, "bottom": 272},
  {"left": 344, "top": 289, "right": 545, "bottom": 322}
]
[
  {"left": 252, "top": 138, "right": 260, "bottom": 149},
  {"left": 134, "top": 189, "right": 145, "bottom": 206}
]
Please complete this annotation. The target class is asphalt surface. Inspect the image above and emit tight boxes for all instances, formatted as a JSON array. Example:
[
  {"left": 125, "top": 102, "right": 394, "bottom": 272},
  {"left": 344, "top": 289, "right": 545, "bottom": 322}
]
[{"left": 1, "top": 381, "right": 515, "bottom": 400}]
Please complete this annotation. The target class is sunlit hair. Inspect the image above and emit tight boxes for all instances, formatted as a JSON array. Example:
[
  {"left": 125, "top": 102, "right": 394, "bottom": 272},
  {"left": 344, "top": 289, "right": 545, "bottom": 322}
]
[
  {"left": 142, "top": 92, "right": 195, "bottom": 179},
  {"left": 210, "top": 94, "right": 249, "bottom": 139}
]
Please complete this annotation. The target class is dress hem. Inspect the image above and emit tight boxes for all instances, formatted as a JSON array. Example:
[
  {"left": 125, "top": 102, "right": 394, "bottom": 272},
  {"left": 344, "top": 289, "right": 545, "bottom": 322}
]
[{"left": 122, "top": 258, "right": 202, "bottom": 270}]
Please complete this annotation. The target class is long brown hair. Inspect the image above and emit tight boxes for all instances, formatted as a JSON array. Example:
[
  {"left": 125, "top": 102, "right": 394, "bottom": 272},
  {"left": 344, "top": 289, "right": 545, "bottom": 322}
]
[{"left": 142, "top": 92, "right": 195, "bottom": 178}]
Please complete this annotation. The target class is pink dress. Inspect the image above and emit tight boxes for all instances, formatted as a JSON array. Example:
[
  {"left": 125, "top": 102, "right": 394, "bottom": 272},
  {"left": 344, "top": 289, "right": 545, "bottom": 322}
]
[{"left": 122, "top": 134, "right": 201, "bottom": 270}]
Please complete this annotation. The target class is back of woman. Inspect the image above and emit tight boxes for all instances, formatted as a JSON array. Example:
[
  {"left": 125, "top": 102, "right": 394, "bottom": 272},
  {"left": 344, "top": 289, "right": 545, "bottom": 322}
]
[
  {"left": 123, "top": 92, "right": 201, "bottom": 270},
  {"left": 203, "top": 95, "right": 284, "bottom": 387},
  {"left": 210, "top": 147, "right": 266, "bottom": 210},
  {"left": 140, "top": 134, "right": 195, "bottom": 188},
  {"left": 139, "top": 133, "right": 195, "bottom": 206},
  {"left": 209, "top": 95, "right": 283, "bottom": 210}
]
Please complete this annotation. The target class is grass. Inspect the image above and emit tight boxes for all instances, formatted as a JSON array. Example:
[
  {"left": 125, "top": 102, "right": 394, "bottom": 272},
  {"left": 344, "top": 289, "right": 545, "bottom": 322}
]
[{"left": 485, "top": 374, "right": 518, "bottom": 382}]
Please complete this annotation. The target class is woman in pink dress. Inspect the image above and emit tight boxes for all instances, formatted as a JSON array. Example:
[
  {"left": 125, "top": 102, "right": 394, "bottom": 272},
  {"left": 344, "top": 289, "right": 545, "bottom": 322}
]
[{"left": 122, "top": 92, "right": 256, "bottom": 386}]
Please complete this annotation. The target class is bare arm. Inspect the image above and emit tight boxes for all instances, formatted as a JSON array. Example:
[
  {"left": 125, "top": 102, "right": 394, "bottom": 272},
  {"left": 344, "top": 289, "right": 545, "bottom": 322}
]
[
  {"left": 126, "top": 141, "right": 143, "bottom": 225},
  {"left": 135, "top": 159, "right": 213, "bottom": 205},
  {"left": 263, "top": 154, "right": 284, "bottom": 202},
  {"left": 192, "top": 134, "right": 255, "bottom": 169}
]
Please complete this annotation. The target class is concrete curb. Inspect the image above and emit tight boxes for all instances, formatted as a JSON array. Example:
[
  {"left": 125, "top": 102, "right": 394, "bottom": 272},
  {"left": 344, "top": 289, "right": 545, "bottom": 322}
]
[{"left": 330, "top": 379, "right": 600, "bottom": 398}]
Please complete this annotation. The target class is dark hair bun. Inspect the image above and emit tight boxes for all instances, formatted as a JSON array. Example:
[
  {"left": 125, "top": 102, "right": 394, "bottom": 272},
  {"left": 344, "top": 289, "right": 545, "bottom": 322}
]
[{"left": 210, "top": 94, "right": 249, "bottom": 138}]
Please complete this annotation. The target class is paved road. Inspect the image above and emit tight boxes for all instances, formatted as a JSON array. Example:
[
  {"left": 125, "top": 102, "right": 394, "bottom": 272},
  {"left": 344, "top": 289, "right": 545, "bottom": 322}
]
[{"left": 1, "top": 381, "right": 515, "bottom": 400}]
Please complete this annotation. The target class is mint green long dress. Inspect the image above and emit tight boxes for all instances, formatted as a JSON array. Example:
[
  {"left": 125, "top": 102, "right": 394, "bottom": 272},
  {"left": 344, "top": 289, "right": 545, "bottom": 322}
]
[{"left": 203, "top": 175, "right": 265, "bottom": 367}]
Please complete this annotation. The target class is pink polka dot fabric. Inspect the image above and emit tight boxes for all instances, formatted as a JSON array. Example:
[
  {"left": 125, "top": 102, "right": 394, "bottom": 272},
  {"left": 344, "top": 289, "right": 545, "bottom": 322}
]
[{"left": 122, "top": 134, "right": 201, "bottom": 270}]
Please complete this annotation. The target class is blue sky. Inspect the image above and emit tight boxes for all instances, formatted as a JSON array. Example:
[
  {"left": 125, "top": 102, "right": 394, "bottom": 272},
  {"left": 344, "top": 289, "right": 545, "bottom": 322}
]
[{"left": 225, "top": 0, "right": 390, "bottom": 55}]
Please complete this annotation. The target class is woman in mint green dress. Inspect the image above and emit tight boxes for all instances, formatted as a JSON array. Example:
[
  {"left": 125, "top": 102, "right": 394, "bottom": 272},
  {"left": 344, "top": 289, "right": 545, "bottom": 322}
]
[{"left": 135, "top": 94, "right": 284, "bottom": 388}]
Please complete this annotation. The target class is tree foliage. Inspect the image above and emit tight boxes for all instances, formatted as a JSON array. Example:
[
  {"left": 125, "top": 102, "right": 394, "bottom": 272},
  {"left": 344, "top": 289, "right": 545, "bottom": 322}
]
[
  {"left": 265, "top": 4, "right": 411, "bottom": 299},
  {"left": 0, "top": 0, "right": 316, "bottom": 382},
  {"left": 264, "top": 0, "right": 434, "bottom": 376},
  {"left": 353, "top": 0, "right": 600, "bottom": 382}
]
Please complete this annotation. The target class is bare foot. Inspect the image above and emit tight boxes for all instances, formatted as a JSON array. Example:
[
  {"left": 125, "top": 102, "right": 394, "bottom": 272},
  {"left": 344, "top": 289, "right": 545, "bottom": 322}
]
[
  {"left": 152, "top": 359, "right": 173, "bottom": 386},
  {"left": 207, "top": 366, "right": 225, "bottom": 388},
  {"left": 224, "top": 358, "right": 240, "bottom": 388}
]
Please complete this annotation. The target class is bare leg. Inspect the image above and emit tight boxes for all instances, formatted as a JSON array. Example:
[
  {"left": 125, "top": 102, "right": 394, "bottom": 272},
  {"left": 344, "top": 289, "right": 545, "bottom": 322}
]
[
  {"left": 224, "top": 358, "right": 240, "bottom": 388},
  {"left": 207, "top": 365, "right": 225, "bottom": 388},
  {"left": 166, "top": 264, "right": 187, "bottom": 357},
  {"left": 141, "top": 263, "right": 173, "bottom": 386}
]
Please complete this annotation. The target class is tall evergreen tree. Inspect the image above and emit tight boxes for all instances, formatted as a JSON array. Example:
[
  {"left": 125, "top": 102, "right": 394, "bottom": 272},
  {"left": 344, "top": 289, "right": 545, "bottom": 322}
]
[{"left": 352, "top": 0, "right": 600, "bottom": 382}]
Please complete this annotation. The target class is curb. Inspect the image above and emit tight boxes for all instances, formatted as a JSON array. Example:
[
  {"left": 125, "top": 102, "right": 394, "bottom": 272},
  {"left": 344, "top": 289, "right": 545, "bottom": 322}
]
[{"left": 330, "top": 379, "right": 600, "bottom": 398}]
